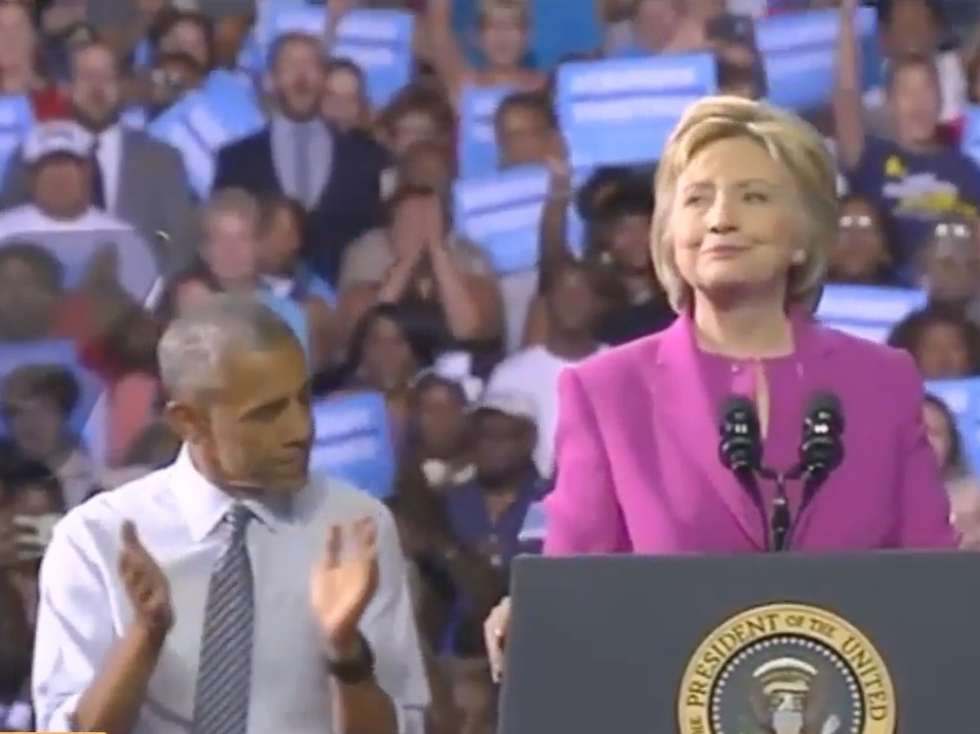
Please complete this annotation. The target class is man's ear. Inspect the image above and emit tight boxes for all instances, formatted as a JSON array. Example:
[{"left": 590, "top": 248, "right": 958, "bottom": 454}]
[{"left": 163, "top": 400, "right": 208, "bottom": 443}]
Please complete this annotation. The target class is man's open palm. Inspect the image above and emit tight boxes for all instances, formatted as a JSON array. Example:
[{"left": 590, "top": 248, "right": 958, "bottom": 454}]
[{"left": 310, "top": 518, "right": 380, "bottom": 647}]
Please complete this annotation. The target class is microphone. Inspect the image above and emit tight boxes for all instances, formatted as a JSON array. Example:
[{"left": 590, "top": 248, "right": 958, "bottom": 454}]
[
  {"left": 718, "top": 396, "right": 763, "bottom": 476},
  {"left": 799, "top": 391, "right": 845, "bottom": 483}
]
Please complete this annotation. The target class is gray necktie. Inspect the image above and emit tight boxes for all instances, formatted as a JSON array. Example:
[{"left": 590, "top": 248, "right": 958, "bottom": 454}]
[
  {"left": 192, "top": 504, "right": 255, "bottom": 734},
  {"left": 295, "top": 125, "right": 314, "bottom": 207}
]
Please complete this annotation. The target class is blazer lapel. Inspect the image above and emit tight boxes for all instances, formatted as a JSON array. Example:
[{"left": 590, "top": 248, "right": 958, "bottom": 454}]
[
  {"left": 115, "top": 131, "right": 143, "bottom": 219},
  {"left": 655, "top": 314, "right": 767, "bottom": 548}
]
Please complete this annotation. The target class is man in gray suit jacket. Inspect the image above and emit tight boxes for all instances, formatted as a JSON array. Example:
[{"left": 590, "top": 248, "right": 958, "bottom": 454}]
[{"left": 0, "top": 41, "right": 198, "bottom": 277}]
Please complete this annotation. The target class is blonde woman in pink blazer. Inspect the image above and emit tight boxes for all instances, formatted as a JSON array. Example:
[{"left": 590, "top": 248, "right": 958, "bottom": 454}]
[{"left": 483, "top": 96, "right": 957, "bottom": 680}]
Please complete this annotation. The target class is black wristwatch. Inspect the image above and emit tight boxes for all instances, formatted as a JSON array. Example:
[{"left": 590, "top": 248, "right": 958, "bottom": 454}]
[{"left": 327, "top": 632, "right": 376, "bottom": 684}]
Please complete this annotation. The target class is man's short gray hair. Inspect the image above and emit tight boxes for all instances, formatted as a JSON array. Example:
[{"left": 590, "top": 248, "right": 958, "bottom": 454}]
[{"left": 157, "top": 294, "right": 299, "bottom": 401}]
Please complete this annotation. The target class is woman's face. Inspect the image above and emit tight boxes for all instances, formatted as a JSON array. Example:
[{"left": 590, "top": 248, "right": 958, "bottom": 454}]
[
  {"left": 416, "top": 380, "right": 466, "bottom": 457},
  {"left": 889, "top": 64, "right": 940, "bottom": 146},
  {"left": 3, "top": 395, "right": 65, "bottom": 462},
  {"left": 831, "top": 198, "right": 888, "bottom": 282},
  {"left": 607, "top": 213, "right": 652, "bottom": 272},
  {"left": 390, "top": 111, "right": 439, "bottom": 157},
  {"left": 478, "top": 6, "right": 527, "bottom": 69},
  {"left": 923, "top": 401, "right": 954, "bottom": 470},
  {"left": 922, "top": 222, "right": 980, "bottom": 306},
  {"left": 670, "top": 136, "right": 804, "bottom": 303},
  {"left": 360, "top": 316, "right": 418, "bottom": 391},
  {"left": 0, "top": 4, "right": 34, "bottom": 70},
  {"left": 399, "top": 148, "right": 453, "bottom": 199},
  {"left": 916, "top": 322, "right": 971, "bottom": 380}
]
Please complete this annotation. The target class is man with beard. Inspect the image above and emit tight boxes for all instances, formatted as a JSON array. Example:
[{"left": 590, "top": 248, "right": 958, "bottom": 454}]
[
  {"left": 213, "top": 33, "right": 387, "bottom": 287},
  {"left": 0, "top": 40, "right": 196, "bottom": 276}
]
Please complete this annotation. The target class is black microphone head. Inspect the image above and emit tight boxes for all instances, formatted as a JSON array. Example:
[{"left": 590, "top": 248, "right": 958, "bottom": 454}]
[
  {"left": 806, "top": 391, "right": 844, "bottom": 433},
  {"left": 800, "top": 391, "right": 844, "bottom": 476},
  {"left": 718, "top": 395, "right": 762, "bottom": 473}
]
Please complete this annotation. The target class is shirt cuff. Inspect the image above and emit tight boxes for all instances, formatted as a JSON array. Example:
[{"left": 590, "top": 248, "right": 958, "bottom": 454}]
[
  {"left": 35, "top": 692, "right": 83, "bottom": 733},
  {"left": 394, "top": 702, "right": 427, "bottom": 734}
]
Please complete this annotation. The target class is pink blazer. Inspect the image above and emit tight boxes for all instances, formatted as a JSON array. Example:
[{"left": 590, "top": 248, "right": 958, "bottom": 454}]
[{"left": 543, "top": 312, "right": 956, "bottom": 555}]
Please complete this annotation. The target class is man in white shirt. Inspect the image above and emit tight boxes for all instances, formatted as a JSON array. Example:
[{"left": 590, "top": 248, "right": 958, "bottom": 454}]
[
  {"left": 32, "top": 294, "right": 429, "bottom": 734},
  {"left": 0, "top": 119, "right": 160, "bottom": 309},
  {"left": 0, "top": 40, "right": 197, "bottom": 274},
  {"left": 486, "top": 262, "right": 606, "bottom": 477}
]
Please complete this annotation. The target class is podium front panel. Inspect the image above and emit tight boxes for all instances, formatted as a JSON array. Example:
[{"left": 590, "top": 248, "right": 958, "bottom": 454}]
[{"left": 500, "top": 551, "right": 980, "bottom": 734}]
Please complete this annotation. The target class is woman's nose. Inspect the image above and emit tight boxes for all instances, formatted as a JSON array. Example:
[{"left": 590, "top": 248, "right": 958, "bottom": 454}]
[{"left": 706, "top": 194, "right": 738, "bottom": 233}]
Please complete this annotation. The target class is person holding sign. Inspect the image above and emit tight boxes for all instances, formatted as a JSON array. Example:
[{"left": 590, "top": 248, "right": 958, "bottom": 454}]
[
  {"left": 483, "top": 96, "right": 958, "bottom": 681},
  {"left": 32, "top": 295, "right": 428, "bottom": 734},
  {"left": 834, "top": 0, "right": 980, "bottom": 273}
]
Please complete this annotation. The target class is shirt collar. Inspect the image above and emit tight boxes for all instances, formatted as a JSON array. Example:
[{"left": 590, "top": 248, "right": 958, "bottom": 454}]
[
  {"left": 170, "top": 445, "right": 295, "bottom": 542},
  {"left": 272, "top": 113, "right": 327, "bottom": 137}
]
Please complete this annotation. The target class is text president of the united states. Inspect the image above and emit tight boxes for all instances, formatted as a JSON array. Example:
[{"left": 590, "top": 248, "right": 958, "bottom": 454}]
[{"left": 31, "top": 294, "right": 429, "bottom": 734}]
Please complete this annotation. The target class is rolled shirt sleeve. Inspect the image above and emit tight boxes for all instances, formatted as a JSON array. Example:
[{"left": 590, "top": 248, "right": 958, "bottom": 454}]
[
  {"left": 359, "top": 504, "right": 430, "bottom": 734},
  {"left": 32, "top": 511, "right": 118, "bottom": 732}
]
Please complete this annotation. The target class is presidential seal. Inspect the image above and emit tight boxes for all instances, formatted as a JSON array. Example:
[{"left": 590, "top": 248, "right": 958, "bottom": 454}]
[{"left": 678, "top": 603, "right": 895, "bottom": 734}]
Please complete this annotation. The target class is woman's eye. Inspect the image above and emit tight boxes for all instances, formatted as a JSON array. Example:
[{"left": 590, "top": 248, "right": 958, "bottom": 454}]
[{"left": 744, "top": 191, "right": 769, "bottom": 203}]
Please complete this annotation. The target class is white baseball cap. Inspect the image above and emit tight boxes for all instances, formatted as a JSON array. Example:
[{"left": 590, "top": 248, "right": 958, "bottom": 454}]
[
  {"left": 23, "top": 121, "right": 94, "bottom": 164},
  {"left": 472, "top": 389, "right": 537, "bottom": 423}
]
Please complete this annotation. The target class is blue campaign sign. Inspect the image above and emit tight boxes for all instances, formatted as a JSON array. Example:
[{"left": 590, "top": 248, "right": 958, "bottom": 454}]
[
  {"left": 962, "top": 106, "right": 980, "bottom": 168},
  {"left": 756, "top": 8, "right": 876, "bottom": 112},
  {"left": 814, "top": 284, "right": 926, "bottom": 343},
  {"left": 924, "top": 377, "right": 980, "bottom": 473},
  {"left": 0, "top": 226, "right": 159, "bottom": 307},
  {"left": 458, "top": 85, "right": 515, "bottom": 179},
  {"left": 0, "top": 95, "right": 33, "bottom": 179},
  {"left": 309, "top": 391, "right": 395, "bottom": 500},
  {"left": 263, "top": 5, "right": 414, "bottom": 107},
  {"left": 0, "top": 339, "right": 103, "bottom": 435},
  {"left": 556, "top": 52, "right": 716, "bottom": 169},
  {"left": 148, "top": 74, "right": 264, "bottom": 197},
  {"left": 453, "top": 164, "right": 585, "bottom": 274}
]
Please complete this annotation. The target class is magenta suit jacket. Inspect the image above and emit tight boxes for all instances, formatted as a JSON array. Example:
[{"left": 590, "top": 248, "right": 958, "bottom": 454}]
[{"left": 543, "top": 312, "right": 956, "bottom": 555}]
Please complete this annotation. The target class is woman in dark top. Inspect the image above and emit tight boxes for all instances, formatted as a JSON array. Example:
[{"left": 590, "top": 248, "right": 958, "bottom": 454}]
[
  {"left": 317, "top": 303, "right": 437, "bottom": 449},
  {"left": 529, "top": 167, "right": 676, "bottom": 346}
]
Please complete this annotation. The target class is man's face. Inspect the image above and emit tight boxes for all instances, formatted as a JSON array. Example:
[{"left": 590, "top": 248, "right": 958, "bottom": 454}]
[
  {"left": 271, "top": 38, "right": 326, "bottom": 122},
  {"left": 258, "top": 206, "right": 301, "bottom": 274},
  {"left": 169, "top": 339, "right": 314, "bottom": 494},
  {"left": 0, "top": 257, "right": 60, "bottom": 341},
  {"left": 70, "top": 45, "right": 122, "bottom": 131},
  {"left": 31, "top": 156, "right": 90, "bottom": 217},
  {"left": 321, "top": 68, "right": 364, "bottom": 131},
  {"left": 474, "top": 410, "right": 532, "bottom": 484},
  {"left": 157, "top": 19, "right": 210, "bottom": 69},
  {"left": 202, "top": 211, "right": 258, "bottom": 284}
]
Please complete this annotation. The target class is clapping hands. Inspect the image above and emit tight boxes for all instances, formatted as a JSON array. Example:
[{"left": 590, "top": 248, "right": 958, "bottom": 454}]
[{"left": 119, "top": 521, "right": 173, "bottom": 636}]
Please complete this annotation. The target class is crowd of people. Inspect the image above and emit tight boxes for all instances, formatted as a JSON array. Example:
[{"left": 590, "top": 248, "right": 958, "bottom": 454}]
[{"left": 1, "top": 0, "right": 980, "bottom": 731}]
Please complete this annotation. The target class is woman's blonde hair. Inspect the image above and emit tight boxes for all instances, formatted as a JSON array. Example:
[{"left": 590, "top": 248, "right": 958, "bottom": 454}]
[{"left": 651, "top": 96, "right": 838, "bottom": 313}]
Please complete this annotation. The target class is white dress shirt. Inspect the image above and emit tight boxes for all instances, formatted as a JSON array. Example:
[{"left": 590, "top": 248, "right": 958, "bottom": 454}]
[
  {"left": 93, "top": 125, "right": 123, "bottom": 213},
  {"left": 32, "top": 448, "right": 430, "bottom": 734}
]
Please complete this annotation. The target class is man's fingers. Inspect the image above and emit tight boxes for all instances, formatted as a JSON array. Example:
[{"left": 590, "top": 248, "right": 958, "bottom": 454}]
[
  {"left": 325, "top": 524, "right": 342, "bottom": 567},
  {"left": 121, "top": 520, "right": 141, "bottom": 550},
  {"left": 353, "top": 517, "right": 377, "bottom": 556}
]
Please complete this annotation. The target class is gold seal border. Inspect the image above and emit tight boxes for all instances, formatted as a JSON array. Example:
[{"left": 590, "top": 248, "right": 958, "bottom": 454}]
[{"left": 677, "top": 602, "right": 896, "bottom": 734}]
